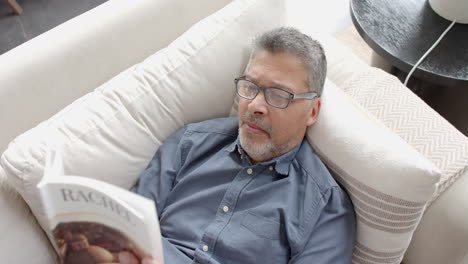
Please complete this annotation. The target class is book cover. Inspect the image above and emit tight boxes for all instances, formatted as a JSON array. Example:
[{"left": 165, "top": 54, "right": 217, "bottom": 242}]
[{"left": 37, "top": 151, "right": 164, "bottom": 264}]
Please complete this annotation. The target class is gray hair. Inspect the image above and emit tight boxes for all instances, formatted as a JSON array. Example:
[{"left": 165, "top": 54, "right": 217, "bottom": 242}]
[{"left": 246, "top": 27, "right": 327, "bottom": 96}]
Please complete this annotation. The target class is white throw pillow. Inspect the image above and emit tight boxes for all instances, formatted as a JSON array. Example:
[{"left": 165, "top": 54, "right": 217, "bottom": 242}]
[
  {"left": 1, "top": 0, "right": 285, "bottom": 241},
  {"left": 341, "top": 68, "right": 468, "bottom": 202},
  {"left": 307, "top": 80, "right": 440, "bottom": 264}
]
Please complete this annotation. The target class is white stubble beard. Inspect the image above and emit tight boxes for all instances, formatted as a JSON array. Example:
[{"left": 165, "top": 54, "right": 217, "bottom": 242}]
[{"left": 238, "top": 127, "right": 275, "bottom": 160}]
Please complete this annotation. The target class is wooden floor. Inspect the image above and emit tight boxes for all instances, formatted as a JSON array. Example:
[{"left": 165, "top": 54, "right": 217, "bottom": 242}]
[{"left": 0, "top": 0, "right": 107, "bottom": 55}]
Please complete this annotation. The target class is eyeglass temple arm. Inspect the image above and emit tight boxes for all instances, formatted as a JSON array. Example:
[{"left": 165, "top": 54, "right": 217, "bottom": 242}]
[{"left": 292, "top": 92, "right": 318, "bottom": 100}]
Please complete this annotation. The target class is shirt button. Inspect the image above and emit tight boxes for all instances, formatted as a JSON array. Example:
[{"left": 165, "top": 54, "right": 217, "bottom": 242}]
[
  {"left": 247, "top": 168, "right": 253, "bottom": 174},
  {"left": 202, "top": 245, "right": 209, "bottom": 252},
  {"left": 223, "top": 206, "right": 229, "bottom": 213},
  {"left": 269, "top": 166, "right": 273, "bottom": 171}
]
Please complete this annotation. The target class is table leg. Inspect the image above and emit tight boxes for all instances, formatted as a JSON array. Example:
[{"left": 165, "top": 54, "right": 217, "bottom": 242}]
[{"left": 5, "top": 0, "right": 23, "bottom": 15}]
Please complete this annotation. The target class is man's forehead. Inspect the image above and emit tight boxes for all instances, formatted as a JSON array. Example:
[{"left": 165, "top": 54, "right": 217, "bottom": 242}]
[
  {"left": 245, "top": 50, "right": 309, "bottom": 92},
  {"left": 244, "top": 73, "right": 293, "bottom": 92}
]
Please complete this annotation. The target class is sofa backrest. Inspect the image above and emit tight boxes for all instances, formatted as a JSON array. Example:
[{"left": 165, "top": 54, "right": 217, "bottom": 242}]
[{"left": 0, "top": 0, "right": 231, "bottom": 154}]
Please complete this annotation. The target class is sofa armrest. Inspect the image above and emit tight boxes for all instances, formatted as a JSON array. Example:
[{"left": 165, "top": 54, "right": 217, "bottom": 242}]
[
  {"left": 285, "top": 8, "right": 369, "bottom": 88},
  {"left": 0, "top": 167, "right": 58, "bottom": 263},
  {"left": 288, "top": 7, "right": 468, "bottom": 263},
  {"left": 404, "top": 168, "right": 468, "bottom": 264},
  {"left": 317, "top": 32, "right": 369, "bottom": 87}
]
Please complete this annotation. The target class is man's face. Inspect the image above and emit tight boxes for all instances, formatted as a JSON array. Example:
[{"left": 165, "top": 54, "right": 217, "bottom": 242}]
[{"left": 238, "top": 50, "right": 321, "bottom": 164}]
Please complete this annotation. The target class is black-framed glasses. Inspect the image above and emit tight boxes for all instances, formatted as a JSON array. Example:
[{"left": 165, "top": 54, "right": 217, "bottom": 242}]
[{"left": 235, "top": 78, "right": 318, "bottom": 109}]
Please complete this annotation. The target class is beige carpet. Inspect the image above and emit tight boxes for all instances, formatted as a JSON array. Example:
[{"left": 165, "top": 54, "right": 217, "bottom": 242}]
[{"left": 335, "top": 26, "right": 373, "bottom": 66}]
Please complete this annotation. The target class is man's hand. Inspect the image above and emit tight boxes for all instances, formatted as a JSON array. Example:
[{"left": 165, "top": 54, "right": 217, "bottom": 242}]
[
  {"left": 142, "top": 257, "right": 161, "bottom": 264},
  {"left": 117, "top": 251, "right": 160, "bottom": 264}
]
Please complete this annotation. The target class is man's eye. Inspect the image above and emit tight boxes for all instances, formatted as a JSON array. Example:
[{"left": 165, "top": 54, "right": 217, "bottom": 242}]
[
  {"left": 245, "top": 84, "right": 257, "bottom": 92},
  {"left": 270, "top": 90, "right": 289, "bottom": 100}
]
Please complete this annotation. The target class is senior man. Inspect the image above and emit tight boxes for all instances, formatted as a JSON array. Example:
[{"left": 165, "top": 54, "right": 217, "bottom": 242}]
[{"left": 133, "top": 27, "right": 356, "bottom": 264}]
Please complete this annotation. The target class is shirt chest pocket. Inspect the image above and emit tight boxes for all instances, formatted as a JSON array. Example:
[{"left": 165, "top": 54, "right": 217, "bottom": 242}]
[
  {"left": 241, "top": 211, "right": 287, "bottom": 241},
  {"left": 217, "top": 211, "right": 290, "bottom": 264}
]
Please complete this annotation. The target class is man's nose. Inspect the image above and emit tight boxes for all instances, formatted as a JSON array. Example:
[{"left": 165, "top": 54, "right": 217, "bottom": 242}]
[{"left": 248, "top": 90, "right": 268, "bottom": 115}]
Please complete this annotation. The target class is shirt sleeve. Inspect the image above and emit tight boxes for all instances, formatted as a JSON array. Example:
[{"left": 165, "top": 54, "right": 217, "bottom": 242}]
[
  {"left": 132, "top": 127, "right": 199, "bottom": 263},
  {"left": 290, "top": 186, "right": 356, "bottom": 264},
  {"left": 131, "top": 126, "right": 187, "bottom": 217}
]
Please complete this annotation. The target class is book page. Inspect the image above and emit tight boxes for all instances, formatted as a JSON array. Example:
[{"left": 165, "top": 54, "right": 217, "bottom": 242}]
[{"left": 38, "top": 150, "right": 164, "bottom": 264}]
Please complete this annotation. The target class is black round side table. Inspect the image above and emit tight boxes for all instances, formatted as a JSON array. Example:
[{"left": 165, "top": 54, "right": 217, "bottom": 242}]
[{"left": 350, "top": 0, "right": 468, "bottom": 88}]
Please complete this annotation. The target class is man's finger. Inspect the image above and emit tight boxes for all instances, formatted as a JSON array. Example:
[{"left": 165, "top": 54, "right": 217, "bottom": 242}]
[{"left": 142, "top": 257, "right": 160, "bottom": 264}]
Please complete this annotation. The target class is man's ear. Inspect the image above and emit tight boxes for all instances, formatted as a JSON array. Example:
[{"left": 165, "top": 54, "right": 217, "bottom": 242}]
[{"left": 306, "top": 97, "right": 321, "bottom": 127}]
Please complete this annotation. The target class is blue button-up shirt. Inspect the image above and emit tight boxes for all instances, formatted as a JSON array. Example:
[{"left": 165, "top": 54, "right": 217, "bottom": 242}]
[{"left": 132, "top": 117, "right": 355, "bottom": 264}]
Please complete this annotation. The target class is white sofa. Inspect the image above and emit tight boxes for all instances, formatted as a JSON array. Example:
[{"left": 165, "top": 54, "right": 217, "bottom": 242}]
[{"left": 0, "top": 0, "right": 467, "bottom": 263}]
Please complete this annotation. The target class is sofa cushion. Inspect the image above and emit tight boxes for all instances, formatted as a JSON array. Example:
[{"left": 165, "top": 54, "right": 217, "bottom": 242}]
[
  {"left": 341, "top": 68, "right": 468, "bottom": 201},
  {"left": 0, "top": 0, "right": 286, "bottom": 250}
]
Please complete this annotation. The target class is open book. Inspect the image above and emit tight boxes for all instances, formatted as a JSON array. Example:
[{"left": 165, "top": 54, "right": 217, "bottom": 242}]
[{"left": 37, "top": 151, "right": 164, "bottom": 264}]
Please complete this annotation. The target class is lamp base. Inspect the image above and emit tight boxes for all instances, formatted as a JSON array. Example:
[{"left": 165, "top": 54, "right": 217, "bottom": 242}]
[{"left": 429, "top": 0, "right": 468, "bottom": 24}]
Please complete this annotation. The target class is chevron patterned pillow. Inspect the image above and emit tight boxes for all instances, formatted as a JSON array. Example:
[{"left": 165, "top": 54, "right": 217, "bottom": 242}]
[
  {"left": 341, "top": 68, "right": 468, "bottom": 202},
  {"left": 307, "top": 79, "right": 440, "bottom": 264}
]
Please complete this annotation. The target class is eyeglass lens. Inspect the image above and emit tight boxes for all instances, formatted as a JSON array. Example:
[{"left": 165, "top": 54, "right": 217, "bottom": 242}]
[{"left": 236, "top": 79, "right": 291, "bottom": 108}]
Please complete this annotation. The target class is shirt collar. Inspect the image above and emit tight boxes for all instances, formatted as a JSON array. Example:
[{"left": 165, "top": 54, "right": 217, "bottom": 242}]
[
  {"left": 225, "top": 136, "right": 301, "bottom": 175},
  {"left": 225, "top": 139, "right": 238, "bottom": 153}
]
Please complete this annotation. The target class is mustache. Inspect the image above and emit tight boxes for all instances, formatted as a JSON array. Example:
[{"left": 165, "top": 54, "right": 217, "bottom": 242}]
[{"left": 240, "top": 112, "right": 272, "bottom": 134}]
